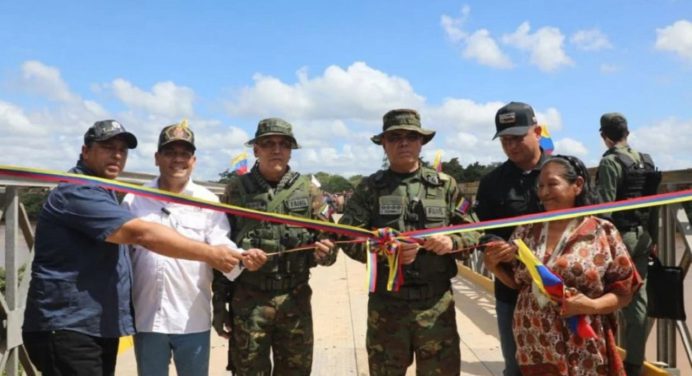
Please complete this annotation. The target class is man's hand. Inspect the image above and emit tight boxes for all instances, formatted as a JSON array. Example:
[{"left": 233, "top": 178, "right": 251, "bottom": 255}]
[
  {"left": 422, "top": 235, "right": 453, "bottom": 255},
  {"left": 399, "top": 242, "right": 420, "bottom": 265},
  {"left": 314, "top": 239, "right": 335, "bottom": 263},
  {"left": 242, "top": 248, "right": 267, "bottom": 271},
  {"left": 212, "top": 304, "right": 232, "bottom": 339},
  {"left": 207, "top": 245, "right": 243, "bottom": 273}
]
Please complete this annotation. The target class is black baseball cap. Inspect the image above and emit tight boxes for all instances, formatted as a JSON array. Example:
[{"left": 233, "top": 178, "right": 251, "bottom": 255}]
[
  {"left": 493, "top": 102, "right": 537, "bottom": 140},
  {"left": 84, "top": 120, "right": 138, "bottom": 149}
]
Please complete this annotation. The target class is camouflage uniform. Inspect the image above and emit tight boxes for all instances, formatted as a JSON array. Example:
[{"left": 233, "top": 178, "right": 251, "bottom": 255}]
[
  {"left": 212, "top": 119, "right": 336, "bottom": 376},
  {"left": 339, "top": 109, "right": 480, "bottom": 376},
  {"left": 595, "top": 114, "right": 661, "bottom": 376}
]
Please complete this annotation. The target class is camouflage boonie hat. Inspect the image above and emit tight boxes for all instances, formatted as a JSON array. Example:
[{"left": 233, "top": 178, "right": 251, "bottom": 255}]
[
  {"left": 158, "top": 120, "right": 195, "bottom": 151},
  {"left": 245, "top": 118, "right": 300, "bottom": 149},
  {"left": 371, "top": 109, "right": 435, "bottom": 145},
  {"left": 84, "top": 119, "right": 138, "bottom": 149}
]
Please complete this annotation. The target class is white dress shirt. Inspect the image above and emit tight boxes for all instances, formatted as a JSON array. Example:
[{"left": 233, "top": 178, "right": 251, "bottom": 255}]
[{"left": 122, "top": 178, "right": 242, "bottom": 334}]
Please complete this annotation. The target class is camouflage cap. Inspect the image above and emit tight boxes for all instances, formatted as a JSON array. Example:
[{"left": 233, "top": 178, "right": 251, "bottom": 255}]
[
  {"left": 371, "top": 109, "right": 435, "bottom": 145},
  {"left": 493, "top": 101, "right": 537, "bottom": 140},
  {"left": 84, "top": 119, "right": 138, "bottom": 149},
  {"left": 245, "top": 118, "right": 300, "bottom": 149},
  {"left": 158, "top": 120, "right": 195, "bottom": 151}
]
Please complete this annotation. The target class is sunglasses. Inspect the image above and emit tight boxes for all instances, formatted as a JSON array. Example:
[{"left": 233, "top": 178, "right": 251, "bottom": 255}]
[{"left": 383, "top": 132, "right": 422, "bottom": 143}]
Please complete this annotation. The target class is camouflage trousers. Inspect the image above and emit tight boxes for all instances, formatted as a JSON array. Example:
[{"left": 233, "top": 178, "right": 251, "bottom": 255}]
[
  {"left": 230, "top": 282, "right": 314, "bottom": 376},
  {"left": 367, "top": 289, "right": 460, "bottom": 376}
]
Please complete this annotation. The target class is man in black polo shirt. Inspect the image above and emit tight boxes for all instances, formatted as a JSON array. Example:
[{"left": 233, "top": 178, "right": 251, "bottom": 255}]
[{"left": 474, "top": 102, "right": 547, "bottom": 376}]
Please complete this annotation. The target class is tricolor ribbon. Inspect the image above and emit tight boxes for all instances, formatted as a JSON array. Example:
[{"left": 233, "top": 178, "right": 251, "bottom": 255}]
[{"left": 1, "top": 165, "right": 691, "bottom": 293}]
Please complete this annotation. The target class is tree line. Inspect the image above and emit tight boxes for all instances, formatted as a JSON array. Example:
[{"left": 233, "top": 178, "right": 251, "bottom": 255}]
[{"left": 218, "top": 158, "right": 500, "bottom": 194}]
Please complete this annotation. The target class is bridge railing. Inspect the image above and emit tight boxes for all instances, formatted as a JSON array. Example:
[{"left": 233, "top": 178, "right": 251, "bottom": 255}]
[{"left": 0, "top": 169, "right": 690, "bottom": 375}]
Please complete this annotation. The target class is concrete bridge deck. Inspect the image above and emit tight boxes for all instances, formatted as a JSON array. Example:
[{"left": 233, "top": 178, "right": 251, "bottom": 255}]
[{"left": 116, "top": 255, "right": 504, "bottom": 375}]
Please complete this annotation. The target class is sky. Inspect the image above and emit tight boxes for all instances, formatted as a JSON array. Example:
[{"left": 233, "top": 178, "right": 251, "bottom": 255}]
[{"left": 1, "top": 1, "right": 691, "bottom": 181}]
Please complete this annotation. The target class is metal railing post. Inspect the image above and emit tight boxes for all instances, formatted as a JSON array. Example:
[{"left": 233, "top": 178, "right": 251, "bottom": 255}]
[{"left": 4, "top": 187, "right": 19, "bottom": 375}]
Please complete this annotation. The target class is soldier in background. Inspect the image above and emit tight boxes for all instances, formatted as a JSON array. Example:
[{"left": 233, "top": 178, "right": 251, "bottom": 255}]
[
  {"left": 339, "top": 109, "right": 479, "bottom": 375},
  {"left": 212, "top": 118, "right": 337, "bottom": 375},
  {"left": 596, "top": 113, "right": 661, "bottom": 376}
]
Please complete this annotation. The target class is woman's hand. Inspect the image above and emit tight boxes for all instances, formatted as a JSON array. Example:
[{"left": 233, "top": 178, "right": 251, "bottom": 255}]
[
  {"left": 560, "top": 288, "right": 595, "bottom": 317},
  {"left": 483, "top": 241, "right": 516, "bottom": 271}
]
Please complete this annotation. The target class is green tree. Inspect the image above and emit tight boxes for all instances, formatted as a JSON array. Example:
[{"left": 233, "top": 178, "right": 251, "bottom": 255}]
[
  {"left": 218, "top": 169, "right": 239, "bottom": 184},
  {"left": 323, "top": 175, "right": 353, "bottom": 193},
  {"left": 348, "top": 174, "right": 364, "bottom": 188}
]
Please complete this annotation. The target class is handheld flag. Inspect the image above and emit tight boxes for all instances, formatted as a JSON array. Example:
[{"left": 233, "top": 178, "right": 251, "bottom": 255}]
[
  {"left": 539, "top": 125, "right": 554, "bottom": 155},
  {"left": 310, "top": 174, "right": 321, "bottom": 188},
  {"left": 230, "top": 151, "right": 249, "bottom": 175},
  {"left": 514, "top": 239, "right": 597, "bottom": 338},
  {"left": 432, "top": 150, "right": 443, "bottom": 172}
]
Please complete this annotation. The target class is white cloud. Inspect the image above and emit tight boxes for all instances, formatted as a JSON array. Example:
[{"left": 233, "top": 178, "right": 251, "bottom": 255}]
[
  {"left": 628, "top": 117, "right": 692, "bottom": 170},
  {"left": 428, "top": 98, "right": 504, "bottom": 134},
  {"left": 440, "top": 11, "right": 467, "bottom": 43},
  {"left": 503, "top": 22, "right": 574, "bottom": 72},
  {"left": 539, "top": 107, "right": 563, "bottom": 132},
  {"left": 0, "top": 101, "right": 44, "bottom": 135},
  {"left": 600, "top": 63, "right": 619, "bottom": 74},
  {"left": 20, "top": 60, "right": 79, "bottom": 102},
  {"left": 570, "top": 29, "right": 612, "bottom": 51},
  {"left": 555, "top": 138, "right": 588, "bottom": 157},
  {"left": 655, "top": 20, "right": 692, "bottom": 62},
  {"left": 441, "top": 8, "right": 512, "bottom": 69},
  {"left": 110, "top": 79, "right": 196, "bottom": 117},
  {"left": 463, "top": 29, "right": 514, "bottom": 69},
  {"left": 227, "top": 62, "right": 425, "bottom": 121}
]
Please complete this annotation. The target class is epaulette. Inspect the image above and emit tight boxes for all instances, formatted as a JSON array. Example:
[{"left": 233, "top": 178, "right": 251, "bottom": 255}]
[
  {"left": 284, "top": 171, "right": 301, "bottom": 189},
  {"left": 371, "top": 170, "right": 389, "bottom": 188}
]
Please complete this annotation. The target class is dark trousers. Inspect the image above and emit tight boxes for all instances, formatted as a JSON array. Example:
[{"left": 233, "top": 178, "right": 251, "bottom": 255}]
[{"left": 22, "top": 330, "right": 119, "bottom": 376}]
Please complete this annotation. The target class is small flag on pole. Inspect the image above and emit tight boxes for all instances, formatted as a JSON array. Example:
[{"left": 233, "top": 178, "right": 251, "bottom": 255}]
[
  {"left": 539, "top": 125, "right": 554, "bottom": 155},
  {"left": 310, "top": 174, "right": 321, "bottom": 188},
  {"left": 230, "top": 151, "right": 249, "bottom": 175},
  {"left": 432, "top": 150, "right": 443, "bottom": 172}
]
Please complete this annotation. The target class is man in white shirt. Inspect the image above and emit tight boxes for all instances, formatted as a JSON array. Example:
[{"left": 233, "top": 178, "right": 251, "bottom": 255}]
[{"left": 122, "top": 121, "right": 266, "bottom": 376}]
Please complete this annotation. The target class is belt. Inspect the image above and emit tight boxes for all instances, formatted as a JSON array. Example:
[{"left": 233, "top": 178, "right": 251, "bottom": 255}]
[{"left": 238, "top": 274, "right": 309, "bottom": 292}]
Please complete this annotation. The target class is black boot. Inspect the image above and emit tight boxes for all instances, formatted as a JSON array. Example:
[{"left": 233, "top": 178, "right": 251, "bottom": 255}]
[{"left": 624, "top": 362, "right": 641, "bottom": 376}]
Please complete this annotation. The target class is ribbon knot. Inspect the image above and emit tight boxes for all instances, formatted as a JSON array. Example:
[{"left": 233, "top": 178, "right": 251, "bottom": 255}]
[{"left": 366, "top": 228, "right": 420, "bottom": 293}]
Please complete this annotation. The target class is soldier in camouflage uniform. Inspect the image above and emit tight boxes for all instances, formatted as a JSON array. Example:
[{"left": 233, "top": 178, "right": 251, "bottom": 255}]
[
  {"left": 211, "top": 118, "right": 337, "bottom": 376},
  {"left": 339, "top": 109, "right": 480, "bottom": 376},
  {"left": 596, "top": 113, "right": 661, "bottom": 376}
]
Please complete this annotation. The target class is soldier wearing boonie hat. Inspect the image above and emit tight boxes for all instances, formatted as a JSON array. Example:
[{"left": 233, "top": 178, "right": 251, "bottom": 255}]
[
  {"left": 340, "top": 108, "right": 479, "bottom": 375},
  {"left": 213, "top": 117, "right": 336, "bottom": 375}
]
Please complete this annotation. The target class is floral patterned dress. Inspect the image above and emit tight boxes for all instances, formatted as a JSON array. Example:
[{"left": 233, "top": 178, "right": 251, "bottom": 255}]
[{"left": 510, "top": 216, "right": 641, "bottom": 376}]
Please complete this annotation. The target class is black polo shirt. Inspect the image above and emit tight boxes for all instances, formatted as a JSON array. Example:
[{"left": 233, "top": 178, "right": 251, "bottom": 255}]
[{"left": 474, "top": 153, "right": 547, "bottom": 303}]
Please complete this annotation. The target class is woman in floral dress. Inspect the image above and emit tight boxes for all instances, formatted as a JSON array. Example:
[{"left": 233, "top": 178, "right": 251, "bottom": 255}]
[{"left": 484, "top": 155, "right": 641, "bottom": 376}]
